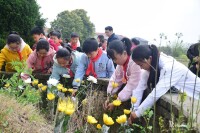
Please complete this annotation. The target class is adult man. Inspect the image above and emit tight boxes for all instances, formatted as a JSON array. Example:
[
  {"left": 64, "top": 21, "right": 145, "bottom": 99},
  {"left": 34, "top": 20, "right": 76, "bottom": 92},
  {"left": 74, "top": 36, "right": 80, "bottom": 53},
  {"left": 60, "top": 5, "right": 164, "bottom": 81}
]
[{"left": 105, "top": 26, "right": 119, "bottom": 46}]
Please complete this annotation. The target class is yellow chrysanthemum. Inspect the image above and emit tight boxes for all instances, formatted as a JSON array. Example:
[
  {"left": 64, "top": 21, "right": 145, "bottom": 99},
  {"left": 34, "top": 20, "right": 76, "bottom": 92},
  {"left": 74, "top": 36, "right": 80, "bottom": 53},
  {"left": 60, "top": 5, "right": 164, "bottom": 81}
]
[
  {"left": 82, "top": 98, "right": 87, "bottom": 105},
  {"left": 123, "top": 109, "right": 131, "bottom": 115},
  {"left": 111, "top": 82, "right": 118, "bottom": 88},
  {"left": 112, "top": 99, "right": 122, "bottom": 106},
  {"left": 87, "top": 115, "right": 98, "bottom": 124},
  {"left": 64, "top": 98, "right": 75, "bottom": 115},
  {"left": 62, "top": 88, "right": 68, "bottom": 93},
  {"left": 116, "top": 114, "right": 127, "bottom": 124},
  {"left": 57, "top": 83, "right": 63, "bottom": 91},
  {"left": 96, "top": 124, "right": 102, "bottom": 129},
  {"left": 41, "top": 85, "right": 47, "bottom": 91},
  {"left": 47, "top": 93, "right": 55, "bottom": 100},
  {"left": 103, "top": 114, "right": 114, "bottom": 126},
  {"left": 131, "top": 97, "right": 137, "bottom": 104},
  {"left": 75, "top": 78, "right": 80, "bottom": 83},
  {"left": 67, "top": 89, "right": 74, "bottom": 93},
  {"left": 32, "top": 79, "right": 39, "bottom": 86},
  {"left": 38, "top": 83, "right": 43, "bottom": 88},
  {"left": 58, "top": 100, "right": 67, "bottom": 112},
  {"left": 4, "top": 83, "right": 10, "bottom": 88}
]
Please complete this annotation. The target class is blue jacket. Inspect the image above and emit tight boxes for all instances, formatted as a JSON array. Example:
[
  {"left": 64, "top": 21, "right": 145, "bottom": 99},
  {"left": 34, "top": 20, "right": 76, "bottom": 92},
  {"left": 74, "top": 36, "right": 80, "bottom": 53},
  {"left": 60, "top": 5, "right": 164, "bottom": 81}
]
[
  {"left": 72, "top": 52, "right": 115, "bottom": 88},
  {"left": 50, "top": 51, "right": 83, "bottom": 80},
  {"left": 107, "top": 33, "right": 119, "bottom": 46}
]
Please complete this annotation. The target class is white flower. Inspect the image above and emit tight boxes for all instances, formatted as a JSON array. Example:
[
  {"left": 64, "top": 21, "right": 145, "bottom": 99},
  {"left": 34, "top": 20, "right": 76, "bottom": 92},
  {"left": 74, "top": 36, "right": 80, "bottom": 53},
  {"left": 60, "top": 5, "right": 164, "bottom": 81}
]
[
  {"left": 20, "top": 72, "right": 30, "bottom": 80},
  {"left": 47, "top": 78, "right": 59, "bottom": 86},
  {"left": 71, "top": 97, "right": 76, "bottom": 102},
  {"left": 87, "top": 76, "right": 97, "bottom": 84},
  {"left": 62, "top": 74, "right": 71, "bottom": 78},
  {"left": 18, "top": 85, "right": 24, "bottom": 90},
  {"left": 24, "top": 78, "right": 31, "bottom": 84}
]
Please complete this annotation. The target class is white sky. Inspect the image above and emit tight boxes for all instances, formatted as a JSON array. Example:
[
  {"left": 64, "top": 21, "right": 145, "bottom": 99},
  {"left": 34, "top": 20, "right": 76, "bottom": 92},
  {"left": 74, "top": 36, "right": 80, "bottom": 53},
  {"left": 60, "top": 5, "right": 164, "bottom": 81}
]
[{"left": 36, "top": 0, "right": 200, "bottom": 43}]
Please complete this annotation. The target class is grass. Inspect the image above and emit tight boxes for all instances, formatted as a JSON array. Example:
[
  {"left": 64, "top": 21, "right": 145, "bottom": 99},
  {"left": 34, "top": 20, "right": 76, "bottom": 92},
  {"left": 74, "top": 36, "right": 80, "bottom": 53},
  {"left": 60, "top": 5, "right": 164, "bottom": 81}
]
[{"left": 0, "top": 93, "right": 53, "bottom": 133}]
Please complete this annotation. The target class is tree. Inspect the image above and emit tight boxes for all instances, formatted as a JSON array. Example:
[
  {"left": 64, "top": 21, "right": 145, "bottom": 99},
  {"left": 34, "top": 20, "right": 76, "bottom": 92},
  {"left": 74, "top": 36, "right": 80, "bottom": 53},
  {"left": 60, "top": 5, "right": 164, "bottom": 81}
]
[
  {"left": 0, "top": 0, "right": 46, "bottom": 48},
  {"left": 51, "top": 9, "right": 95, "bottom": 44}
]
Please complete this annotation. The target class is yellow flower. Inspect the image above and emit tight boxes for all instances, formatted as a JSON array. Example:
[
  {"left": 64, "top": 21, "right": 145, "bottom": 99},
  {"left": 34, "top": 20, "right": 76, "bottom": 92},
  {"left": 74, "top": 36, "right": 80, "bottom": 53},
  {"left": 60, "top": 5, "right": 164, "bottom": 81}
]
[
  {"left": 67, "top": 89, "right": 74, "bottom": 93},
  {"left": 112, "top": 99, "right": 122, "bottom": 106},
  {"left": 116, "top": 114, "right": 127, "bottom": 124},
  {"left": 131, "top": 97, "right": 137, "bottom": 104},
  {"left": 81, "top": 81, "right": 85, "bottom": 84},
  {"left": 112, "top": 81, "right": 118, "bottom": 88},
  {"left": 123, "top": 109, "right": 131, "bottom": 115},
  {"left": 62, "top": 88, "right": 68, "bottom": 93},
  {"left": 97, "top": 124, "right": 102, "bottom": 129},
  {"left": 75, "top": 78, "right": 80, "bottom": 83},
  {"left": 38, "top": 83, "right": 43, "bottom": 88},
  {"left": 4, "top": 83, "right": 10, "bottom": 88},
  {"left": 103, "top": 114, "right": 114, "bottom": 126},
  {"left": 47, "top": 93, "right": 55, "bottom": 100},
  {"left": 32, "top": 79, "right": 39, "bottom": 86},
  {"left": 57, "top": 83, "right": 63, "bottom": 91},
  {"left": 87, "top": 115, "right": 98, "bottom": 124},
  {"left": 41, "top": 85, "right": 47, "bottom": 91},
  {"left": 58, "top": 100, "right": 67, "bottom": 112},
  {"left": 64, "top": 98, "right": 75, "bottom": 115},
  {"left": 82, "top": 98, "right": 87, "bottom": 105}
]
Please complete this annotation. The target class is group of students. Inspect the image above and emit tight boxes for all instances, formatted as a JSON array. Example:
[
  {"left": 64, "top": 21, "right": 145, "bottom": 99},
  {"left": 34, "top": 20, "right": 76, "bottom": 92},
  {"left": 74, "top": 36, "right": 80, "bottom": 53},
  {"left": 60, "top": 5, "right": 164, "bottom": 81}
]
[{"left": 0, "top": 26, "right": 200, "bottom": 123}]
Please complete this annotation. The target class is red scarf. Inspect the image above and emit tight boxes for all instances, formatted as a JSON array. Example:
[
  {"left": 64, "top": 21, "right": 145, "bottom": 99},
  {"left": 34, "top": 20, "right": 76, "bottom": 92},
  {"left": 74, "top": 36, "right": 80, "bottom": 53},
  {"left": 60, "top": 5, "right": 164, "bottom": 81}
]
[
  {"left": 66, "top": 58, "right": 74, "bottom": 77},
  {"left": 122, "top": 56, "right": 130, "bottom": 82},
  {"left": 71, "top": 43, "right": 77, "bottom": 51},
  {"left": 17, "top": 50, "right": 22, "bottom": 61},
  {"left": 85, "top": 48, "right": 103, "bottom": 78}
]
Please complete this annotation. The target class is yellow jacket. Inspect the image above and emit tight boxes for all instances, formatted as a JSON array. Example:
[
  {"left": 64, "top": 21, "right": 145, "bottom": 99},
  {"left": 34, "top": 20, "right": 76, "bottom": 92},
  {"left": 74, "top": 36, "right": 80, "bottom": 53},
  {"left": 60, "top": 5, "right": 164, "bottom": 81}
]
[{"left": 0, "top": 40, "right": 32, "bottom": 72}]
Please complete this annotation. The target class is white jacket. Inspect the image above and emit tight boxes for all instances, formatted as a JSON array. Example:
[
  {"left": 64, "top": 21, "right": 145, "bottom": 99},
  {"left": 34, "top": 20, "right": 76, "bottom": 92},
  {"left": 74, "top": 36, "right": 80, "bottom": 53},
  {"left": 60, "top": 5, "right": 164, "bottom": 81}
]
[{"left": 133, "top": 52, "right": 200, "bottom": 117}]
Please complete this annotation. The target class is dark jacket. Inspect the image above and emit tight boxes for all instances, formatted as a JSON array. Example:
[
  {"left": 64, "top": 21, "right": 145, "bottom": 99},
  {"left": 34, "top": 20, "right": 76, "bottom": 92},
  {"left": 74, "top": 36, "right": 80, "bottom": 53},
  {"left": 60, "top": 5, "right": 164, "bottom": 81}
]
[
  {"left": 107, "top": 33, "right": 119, "bottom": 46},
  {"left": 187, "top": 43, "right": 200, "bottom": 67}
]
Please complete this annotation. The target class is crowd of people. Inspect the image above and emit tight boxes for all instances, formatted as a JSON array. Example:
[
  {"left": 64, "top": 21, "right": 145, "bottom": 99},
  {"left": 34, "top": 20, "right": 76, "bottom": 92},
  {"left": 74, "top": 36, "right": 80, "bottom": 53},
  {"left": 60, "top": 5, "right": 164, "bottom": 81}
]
[{"left": 0, "top": 25, "right": 200, "bottom": 123}]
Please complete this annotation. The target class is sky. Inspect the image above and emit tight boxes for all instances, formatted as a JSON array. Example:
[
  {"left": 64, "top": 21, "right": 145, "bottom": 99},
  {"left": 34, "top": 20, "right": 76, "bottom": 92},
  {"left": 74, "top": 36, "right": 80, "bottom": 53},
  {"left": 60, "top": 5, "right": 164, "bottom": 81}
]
[{"left": 36, "top": 0, "right": 200, "bottom": 44}]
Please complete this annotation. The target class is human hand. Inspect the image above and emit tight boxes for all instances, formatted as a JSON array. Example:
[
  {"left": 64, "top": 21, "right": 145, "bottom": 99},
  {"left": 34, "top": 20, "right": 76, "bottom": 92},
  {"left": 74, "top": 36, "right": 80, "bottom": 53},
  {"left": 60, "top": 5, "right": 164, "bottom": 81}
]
[{"left": 128, "top": 112, "right": 138, "bottom": 125}]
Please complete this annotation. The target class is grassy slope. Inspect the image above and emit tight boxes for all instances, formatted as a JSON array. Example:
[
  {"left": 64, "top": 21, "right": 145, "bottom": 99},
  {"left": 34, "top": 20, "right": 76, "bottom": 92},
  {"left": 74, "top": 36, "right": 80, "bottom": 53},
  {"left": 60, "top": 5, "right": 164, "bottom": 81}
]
[{"left": 0, "top": 94, "right": 53, "bottom": 133}]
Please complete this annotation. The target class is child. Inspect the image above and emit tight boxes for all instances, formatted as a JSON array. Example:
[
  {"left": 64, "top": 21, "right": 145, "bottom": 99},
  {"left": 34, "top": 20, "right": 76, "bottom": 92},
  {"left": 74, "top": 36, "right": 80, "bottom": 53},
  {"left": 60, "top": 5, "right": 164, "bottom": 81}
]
[
  {"left": 0, "top": 33, "right": 32, "bottom": 72},
  {"left": 69, "top": 32, "right": 82, "bottom": 51},
  {"left": 50, "top": 31, "right": 63, "bottom": 51},
  {"left": 103, "top": 38, "right": 141, "bottom": 111},
  {"left": 50, "top": 47, "right": 83, "bottom": 80},
  {"left": 27, "top": 39, "right": 56, "bottom": 74},
  {"left": 72, "top": 38, "right": 115, "bottom": 91},
  {"left": 129, "top": 44, "right": 200, "bottom": 123},
  {"left": 30, "top": 26, "right": 47, "bottom": 50}
]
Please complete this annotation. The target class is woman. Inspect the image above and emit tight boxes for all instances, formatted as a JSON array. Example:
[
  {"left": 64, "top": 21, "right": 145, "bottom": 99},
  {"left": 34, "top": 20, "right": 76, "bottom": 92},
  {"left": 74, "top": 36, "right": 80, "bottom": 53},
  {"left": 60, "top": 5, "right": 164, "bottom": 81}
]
[
  {"left": 104, "top": 38, "right": 141, "bottom": 111},
  {"left": 27, "top": 39, "right": 55, "bottom": 73},
  {"left": 129, "top": 44, "right": 200, "bottom": 123},
  {"left": 0, "top": 33, "right": 32, "bottom": 72}
]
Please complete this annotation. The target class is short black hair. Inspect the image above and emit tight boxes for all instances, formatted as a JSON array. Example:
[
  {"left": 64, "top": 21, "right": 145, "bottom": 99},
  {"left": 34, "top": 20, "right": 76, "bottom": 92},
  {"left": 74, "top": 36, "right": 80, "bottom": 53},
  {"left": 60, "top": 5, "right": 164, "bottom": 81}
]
[
  {"left": 131, "top": 38, "right": 140, "bottom": 45},
  {"left": 107, "top": 37, "right": 132, "bottom": 60},
  {"left": 31, "top": 26, "right": 45, "bottom": 35},
  {"left": 71, "top": 32, "right": 79, "bottom": 38},
  {"left": 105, "top": 26, "right": 113, "bottom": 31},
  {"left": 7, "top": 34, "right": 21, "bottom": 45},
  {"left": 82, "top": 38, "right": 98, "bottom": 53},
  {"left": 36, "top": 39, "right": 50, "bottom": 52},
  {"left": 56, "top": 48, "right": 72, "bottom": 60},
  {"left": 51, "top": 31, "right": 61, "bottom": 39}
]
